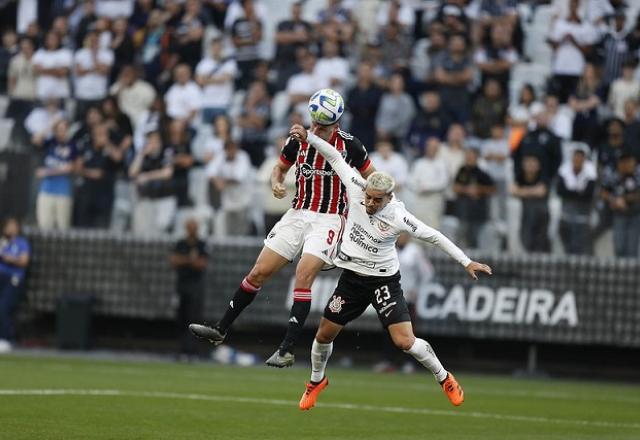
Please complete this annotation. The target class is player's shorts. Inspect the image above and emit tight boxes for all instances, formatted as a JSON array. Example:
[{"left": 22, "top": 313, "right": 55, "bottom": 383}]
[
  {"left": 264, "top": 208, "right": 345, "bottom": 266},
  {"left": 323, "top": 270, "right": 411, "bottom": 328}
]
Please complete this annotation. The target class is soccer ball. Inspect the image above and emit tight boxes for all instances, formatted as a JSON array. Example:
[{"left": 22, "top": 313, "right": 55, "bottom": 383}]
[{"left": 308, "top": 88, "right": 344, "bottom": 125}]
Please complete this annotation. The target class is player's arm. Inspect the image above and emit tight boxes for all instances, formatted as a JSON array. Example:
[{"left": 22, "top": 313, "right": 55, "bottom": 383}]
[
  {"left": 271, "top": 136, "right": 297, "bottom": 199},
  {"left": 401, "top": 210, "right": 492, "bottom": 280}
]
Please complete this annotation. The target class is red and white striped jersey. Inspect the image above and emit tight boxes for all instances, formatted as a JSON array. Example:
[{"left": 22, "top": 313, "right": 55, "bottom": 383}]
[{"left": 279, "top": 128, "right": 371, "bottom": 215}]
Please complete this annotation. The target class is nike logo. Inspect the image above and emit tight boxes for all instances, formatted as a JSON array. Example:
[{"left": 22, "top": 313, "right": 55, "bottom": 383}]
[{"left": 384, "top": 310, "right": 393, "bottom": 318}]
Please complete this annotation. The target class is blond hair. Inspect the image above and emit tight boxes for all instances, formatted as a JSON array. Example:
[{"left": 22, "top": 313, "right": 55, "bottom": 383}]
[{"left": 366, "top": 171, "right": 395, "bottom": 194}]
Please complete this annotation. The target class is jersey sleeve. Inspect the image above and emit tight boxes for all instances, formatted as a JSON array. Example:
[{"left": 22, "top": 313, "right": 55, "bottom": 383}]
[
  {"left": 279, "top": 136, "right": 299, "bottom": 166},
  {"left": 346, "top": 136, "right": 371, "bottom": 172},
  {"left": 307, "top": 132, "right": 366, "bottom": 195},
  {"left": 399, "top": 209, "right": 472, "bottom": 268}
]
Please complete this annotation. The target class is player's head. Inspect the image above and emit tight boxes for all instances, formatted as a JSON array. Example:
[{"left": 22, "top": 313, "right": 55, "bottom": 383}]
[
  {"left": 310, "top": 120, "right": 338, "bottom": 142},
  {"left": 364, "top": 171, "right": 395, "bottom": 215}
]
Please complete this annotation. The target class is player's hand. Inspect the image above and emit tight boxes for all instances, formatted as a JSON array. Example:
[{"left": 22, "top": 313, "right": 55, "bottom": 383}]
[
  {"left": 465, "top": 261, "right": 492, "bottom": 280},
  {"left": 272, "top": 182, "right": 287, "bottom": 199},
  {"left": 289, "top": 124, "right": 307, "bottom": 142}
]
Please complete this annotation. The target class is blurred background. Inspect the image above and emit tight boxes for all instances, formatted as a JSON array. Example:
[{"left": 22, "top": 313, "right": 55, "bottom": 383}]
[{"left": 0, "top": 0, "right": 639, "bottom": 381}]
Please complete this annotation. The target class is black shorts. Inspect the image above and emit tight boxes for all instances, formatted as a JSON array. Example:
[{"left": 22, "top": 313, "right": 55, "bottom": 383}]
[{"left": 323, "top": 270, "right": 411, "bottom": 328}]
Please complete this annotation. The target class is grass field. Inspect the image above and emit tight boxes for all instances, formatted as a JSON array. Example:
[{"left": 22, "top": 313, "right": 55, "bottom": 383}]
[{"left": 0, "top": 353, "right": 639, "bottom": 440}]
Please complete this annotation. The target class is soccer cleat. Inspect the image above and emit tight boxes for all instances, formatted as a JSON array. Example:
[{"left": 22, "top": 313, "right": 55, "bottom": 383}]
[
  {"left": 189, "top": 324, "right": 226, "bottom": 346},
  {"left": 265, "top": 350, "right": 295, "bottom": 368},
  {"left": 440, "top": 372, "right": 464, "bottom": 406},
  {"left": 299, "top": 377, "right": 329, "bottom": 410}
]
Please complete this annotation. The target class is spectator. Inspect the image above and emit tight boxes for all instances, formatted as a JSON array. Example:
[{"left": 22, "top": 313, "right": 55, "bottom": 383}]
[
  {"left": 71, "top": 105, "right": 105, "bottom": 153},
  {"left": 6, "top": 37, "right": 37, "bottom": 146},
  {"left": 109, "top": 17, "right": 135, "bottom": 82},
  {"left": 482, "top": 122, "right": 510, "bottom": 222},
  {"left": 547, "top": 0, "right": 598, "bottom": 103},
  {"left": 174, "top": 0, "right": 206, "bottom": 70},
  {"left": 133, "top": 96, "right": 168, "bottom": 152},
  {"left": 623, "top": 98, "right": 640, "bottom": 146},
  {"left": 129, "top": 131, "right": 176, "bottom": 235},
  {"left": 273, "top": 1, "right": 312, "bottom": 91},
  {"left": 140, "top": 8, "right": 170, "bottom": 85},
  {"left": 101, "top": 96, "right": 134, "bottom": 149},
  {"left": 0, "top": 218, "right": 30, "bottom": 352},
  {"left": 206, "top": 140, "right": 253, "bottom": 236},
  {"left": 165, "top": 63, "right": 202, "bottom": 126},
  {"left": 170, "top": 218, "right": 208, "bottom": 359},
  {"left": 607, "top": 60, "right": 640, "bottom": 120},
  {"left": 315, "top": 0, "right": 356, "bottom": 51},
  {"left": 432, "top": 33, "right": 474, "bottom": 122},
  {"left": 453, "top": 147, "right": 496, "bottom": 249},
  {"left": 256, "top": 139, "right": 296, "bottom": 234},
  {"left": 510, "top": 83, "right": 541, "bottom": 122},
  {"left": 51, "top": 15, "right": 73, "bottom": 49},
  {"left": 230, "top": 0, "right": 263, "bottom": 89},
  {"left": 238, "top": 80, "right": 271, "bottom": 167},
  {"left": 512, "top": 104, "right": 563, "bottom": 184},
  {"left": 314, "top": 40, "right": 350, "bottom": 95},
  {"left": 377, "top": 21, "right": 412, "bottom": 74},
  {"left": 598, "top": 118, "right": 630, "bottom": 174},
  {"left": 346, "top": 62, "right": 383, "bottom": 152},
  {"left": 435, "top": 1, "right": 470, "bottom": 36},
  {"left": 74, "top": 31, "right": 114, "bottom": 119},
  {"left": 0, "top": 29, "right": 18, "bottom": 94},
  {"left": 474, "top": 22, "right": 518, "bottom": 89},
  {"left": 376, "top": 0, "right": 415, "bottom": 31},
  {"left": 286, "top": 51, "right": 321, "bottom": 119},
  {"left": 408, "top": 90, "right": 452, "bottom": 152},
  {"left": 75, "top": 0, "right": 98, "bottom": 49},
  {"left": 568, "top": 63, "right": 602, "bottom": 145},
  {"left": 110, "top": 65, "right": 156, "bottom": 130},
  {"left": 511, "top": 155, "right": 551, "bottom": 253},
  {"left": 32, "top": 31, "right": 73, "bottom": 100},
  {"left": 410, "top": 23, "right": 448, "bottom": 87},
  {"left": 375, "top": 73, "right": 415, "bottom": 149},
  {"left": 167, "top": 119, "right": 194, "bottom": 208},
  {"left": 408, "top": 137, "right": 449, "bottom": 229},
  {"left": 25, "top": 99, "right": 66, "bottom": 144},
  {"left": 600, "top": 153, "right": 640, "bottom": 257},
  {"left": 471, "top": 78, "right": 507, "bottom": 139},
  {"left": 595, "top": 8, "right": 633, "bottom": 89},
  {"left": 544, "top": 93, "right": 573, "bottom": 140},
  {"left": 75, "top": 123, "right": 124, "bottom": 228},
  {"left": 195, "top": 37, "right": 238, "bottom": 123},
  {"left": 368, "top": 140, "right": 409, "bottom": 194},
  {"left": 34, "top": 120, "right": 81, "bottom": 231},
  {"left": 557, "top": 147, "right": 596, "bottom": 254}
]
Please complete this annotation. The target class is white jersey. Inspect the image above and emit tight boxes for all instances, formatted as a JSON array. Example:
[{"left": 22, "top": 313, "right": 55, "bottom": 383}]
[{"left": 306, "top": 132, "right": 472, "bottom": 277}]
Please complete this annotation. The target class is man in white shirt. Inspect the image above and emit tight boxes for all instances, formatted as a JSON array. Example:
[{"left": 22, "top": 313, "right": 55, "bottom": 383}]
[
  {"left": 32, "top": 31, "right": 73, "bottom": 100},
  {"left": 409, "top": 137, "right": 449, "bottom": 229},
  {"left": 289, "top": 123, "right": 491, "bottom": 411},
  {"left": 313, "top": 40, "right": 350, "bottom": 95},
  {"left": 196, "top": 37, "right": 238, "bottom": 123},
  {"left": 109, "top": 65, "right": 156, "bottom": 130},
  {"left": 165, "top": 63, "right": 202, "bottom": 125},
  {"left": 74, "top": 31, "right": 114, "bottom": 119},
  {"left": 206, "top": 140, "right": 254, "bottom": 236},
  {"left": 368, "top": 140, "right": 409, "bottom": 196},
  {"left": 547, "top": 0, "right": 598, "bottom": 102}
]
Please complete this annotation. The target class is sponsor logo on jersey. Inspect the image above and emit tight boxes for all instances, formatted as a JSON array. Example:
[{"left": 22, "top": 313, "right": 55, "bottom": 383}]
[
  {"left": 300, "top": 162, "right": 336, "bottom": 179},
  {"left": 403, "top": 217, "right": 417, "bottom": 233},
  {"left": 267, "top": 231, "right": 276, "bottom": 239},
  {"left": 328, "top": 295, "right": 346, "bottom": 313},
  {"left": 377, "top": 220, "right": 390, "bottom": 232}
]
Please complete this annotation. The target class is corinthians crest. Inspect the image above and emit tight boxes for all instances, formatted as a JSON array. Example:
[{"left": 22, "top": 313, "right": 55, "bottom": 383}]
[{"left": 328, "top": 295, "right": 346, "bottom": 313}]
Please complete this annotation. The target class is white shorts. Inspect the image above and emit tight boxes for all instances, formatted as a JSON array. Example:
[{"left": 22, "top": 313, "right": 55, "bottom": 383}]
[{"left": 264, "top": 209, "right": 346, "bottom": 266}]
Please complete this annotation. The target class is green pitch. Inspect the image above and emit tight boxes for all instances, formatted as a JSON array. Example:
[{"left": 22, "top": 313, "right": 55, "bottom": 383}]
[{"left": 0, "top": 354, "right": 638, "bottom": 440}]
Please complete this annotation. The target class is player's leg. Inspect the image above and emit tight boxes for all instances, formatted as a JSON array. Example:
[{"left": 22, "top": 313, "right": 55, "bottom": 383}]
[
  {"left": 267, "top": 252, "right": 325, "bottom": 367},
  {"left": 190, "top": 246, "right": 289, "bottom": 344},
  {"left": 299, "top": 318, "right": 342, "bottom": 411},
  {"left": 191, "top": 209, "right": 302, "bottom": 345},
  {"left": 268, "top": 214, "right": 344, "bottom": 366},
  {"left": 387, "top": 322, "right": 464, "bottom": 406}
]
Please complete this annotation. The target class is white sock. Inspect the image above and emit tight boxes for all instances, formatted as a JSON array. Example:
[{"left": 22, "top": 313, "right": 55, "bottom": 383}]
[
  {"left": 404, "top": 338, "right": 448, "bottom": 383},
  {"left": 310, "top": 339, "right": 333, "bottom": 383}
]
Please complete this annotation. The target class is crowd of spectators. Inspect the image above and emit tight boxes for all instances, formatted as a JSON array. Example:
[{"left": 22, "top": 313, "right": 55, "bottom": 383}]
[{"left": 1, "top": 0, "right": 640, "bottom": 258}]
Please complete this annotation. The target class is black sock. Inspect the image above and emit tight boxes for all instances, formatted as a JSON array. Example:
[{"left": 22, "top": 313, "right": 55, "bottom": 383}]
[
  {"left": 217, "top": 278, "right": 260, "bottom": 333},
  {"left": 279, "top": 290, "right": 311, "bottom": 354}
]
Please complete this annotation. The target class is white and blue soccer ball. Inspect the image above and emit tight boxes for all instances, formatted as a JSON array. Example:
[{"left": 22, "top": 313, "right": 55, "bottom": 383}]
[{"left": 308, "top": 88, "right": 344, "bottom": 125}]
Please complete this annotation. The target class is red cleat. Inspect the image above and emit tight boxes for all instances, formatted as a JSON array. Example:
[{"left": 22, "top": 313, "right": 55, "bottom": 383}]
[
  {"left": 441, "top": 373, "right": 464, "bottom": 406},
  {"left": 299, "top": 377, "right": 329, "bottom": 410}
]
